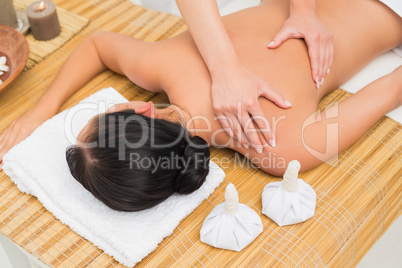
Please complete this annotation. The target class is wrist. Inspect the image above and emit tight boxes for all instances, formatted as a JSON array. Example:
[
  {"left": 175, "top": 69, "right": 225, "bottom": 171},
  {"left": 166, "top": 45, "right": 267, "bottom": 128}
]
[
  {"left": 29, "top": 104, "right": 57, "bottom": 122},
  {"left": 290, "top": 0, "right": 315, "bottom": 16},
  {"left": 209, "top": 58, "right": 242, "bottom": 81},
  {"left": 205, "top": 48, "right": 240, "bottom": 78}
]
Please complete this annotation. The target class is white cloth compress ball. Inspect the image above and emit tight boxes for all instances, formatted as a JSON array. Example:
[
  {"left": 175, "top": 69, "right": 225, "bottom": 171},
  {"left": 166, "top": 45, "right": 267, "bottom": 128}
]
[
  {"left": 200, "top": 183, "right": 263, "bottom": 252},
  {"left": 262, "top": 160, "right": 316, "bottom": 226}
]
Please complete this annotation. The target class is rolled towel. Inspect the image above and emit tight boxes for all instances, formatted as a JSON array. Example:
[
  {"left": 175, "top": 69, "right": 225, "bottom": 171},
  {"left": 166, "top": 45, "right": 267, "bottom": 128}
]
[
  {"left": 200, "top": 183, "right": 263, "bottom": 252},
  {"left": 262, "top": 160, "right": 316, "bottom": 226}
]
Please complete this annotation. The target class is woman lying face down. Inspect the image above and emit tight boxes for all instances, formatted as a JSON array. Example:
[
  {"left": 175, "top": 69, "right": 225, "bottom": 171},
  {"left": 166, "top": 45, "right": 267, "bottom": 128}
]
[
  {"left": 68, "top": 59, "right": 402, "bottom": 212},
  {"left": 67, "top": 0, "right": 402, "bottom": 212}
]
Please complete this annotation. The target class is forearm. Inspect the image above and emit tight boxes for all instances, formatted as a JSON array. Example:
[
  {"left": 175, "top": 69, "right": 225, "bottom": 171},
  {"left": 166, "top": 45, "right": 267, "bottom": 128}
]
[
  {"left": 0, "top": 32, "right": 148, "bottom": 162},
  {"left": 258, "top": 73, "right": 399, "bottom": 175},
  {"left": 303, "top": 74, "right": 399, "bottom": 165},
  {"left": 176, "top": 0, "right": 239, "bottom": 77},
  {"left": 32, "top": 36, "right": 107, "bottom": 119}
]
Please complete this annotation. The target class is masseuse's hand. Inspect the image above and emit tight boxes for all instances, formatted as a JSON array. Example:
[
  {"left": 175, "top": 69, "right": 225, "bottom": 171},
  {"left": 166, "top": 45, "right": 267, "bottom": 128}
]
[
  {"left": 268, "top": 9, "right": 333, "bottom": 89},
  {"left": 212, "top": 63, "right": 292, "bottom": 153},
  {"left": 0, "top": 109, "right": 50, "bottom": 171},
  {"left": 176, "top": 0, "right": 292, "bottom": 152}
]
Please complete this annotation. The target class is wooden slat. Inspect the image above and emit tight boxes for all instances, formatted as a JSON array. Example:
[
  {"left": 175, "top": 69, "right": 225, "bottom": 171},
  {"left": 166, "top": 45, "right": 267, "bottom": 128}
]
[{"left": 0, "top": 0, "right": 400, "bottom": 267}]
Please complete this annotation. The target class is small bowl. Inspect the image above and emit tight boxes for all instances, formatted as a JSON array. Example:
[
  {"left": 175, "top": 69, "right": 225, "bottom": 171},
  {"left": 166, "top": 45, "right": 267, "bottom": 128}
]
[{"left": 0, "top": 25, "right": 29, "bottom": 95}]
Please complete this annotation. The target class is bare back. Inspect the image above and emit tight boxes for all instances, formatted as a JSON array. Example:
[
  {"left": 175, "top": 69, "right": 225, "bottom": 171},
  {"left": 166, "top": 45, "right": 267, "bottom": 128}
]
[{"left": 133, "top": 0, "right": 402, "bottom": 174}]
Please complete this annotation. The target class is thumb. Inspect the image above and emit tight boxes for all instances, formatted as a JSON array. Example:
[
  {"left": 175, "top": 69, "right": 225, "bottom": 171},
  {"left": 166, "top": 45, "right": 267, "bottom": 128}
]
[
  {"left": 267, "top": 28, "right": 293, "bottom": 49},
  {"left": 259, "top": 85, "right": 292, "bottom": 109}
]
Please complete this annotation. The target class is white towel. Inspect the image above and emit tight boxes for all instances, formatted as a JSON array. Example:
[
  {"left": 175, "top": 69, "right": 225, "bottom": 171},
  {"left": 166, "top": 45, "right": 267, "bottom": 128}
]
[{"left": 2, "top": 87, "right": 225, "bottom": 267}]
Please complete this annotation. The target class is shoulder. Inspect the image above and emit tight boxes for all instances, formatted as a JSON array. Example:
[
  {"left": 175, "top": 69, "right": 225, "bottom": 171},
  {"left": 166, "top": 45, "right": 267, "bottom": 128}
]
[{"left": 90, "top": 31, "right": 164, "bottom": 91}]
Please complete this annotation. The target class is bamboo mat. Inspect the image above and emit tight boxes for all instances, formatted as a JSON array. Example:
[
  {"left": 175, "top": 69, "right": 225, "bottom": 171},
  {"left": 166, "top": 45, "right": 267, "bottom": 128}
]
[
  {"left": 14, "top": 0, "right": 89, "bottom": 70},
  {"left": 0, "top": 0, "right": 401, "bottom": 267}
]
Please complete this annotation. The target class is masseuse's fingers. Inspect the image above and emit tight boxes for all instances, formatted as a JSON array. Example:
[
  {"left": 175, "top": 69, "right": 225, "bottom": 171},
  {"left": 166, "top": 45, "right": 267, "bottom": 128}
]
[
  {"left": 217, "top": 113, "right": 248, "bottom": 149},
  {"left": 320, "top": 33, "right": 330, "bottom": 83},
  {"left": 325, "top": 35, "right": 334, "bottom": 77},
  {"left": 309, "top": 30, "right": 334, "bottom": 88},
  {"left": 257, "top": 84, "right": 292, "bottom": 147},
  {"left": 251, "top": 84, "right": 291, "bottom": 149},
  {"left": 319, "top": 35, "right": 326, "bottom": 84},
  {"left": 216, "top": 115, "right": 235, "bottom": 139},
  {"left": 305, "top": 35, "right": 322, "bottom": 89},
  {"left": 259, "top": 83, "right": 292, "bottom": 109},
  {"left": 248, "top": 107, "right": 275, "bottom": 149},
  {"left": 267, "top": 26, "right": 295, "bottom": 49},
  {"left": 227, "top": 112, "right": 249, "bottom": 149},
  {"left": 238, "top": 109, "right": 264, "bottom": 152},
  {"left": 322, "top": 38, "right": 330, "bottom": 82},
  {"left": 268, "top": 25, "right": 324, "bottom": 88}
]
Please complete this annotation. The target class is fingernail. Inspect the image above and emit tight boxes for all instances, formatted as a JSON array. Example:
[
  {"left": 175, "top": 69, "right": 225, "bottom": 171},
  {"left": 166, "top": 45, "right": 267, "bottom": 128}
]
[
  {"left": 256, "top": 147, "right": 263, "bottom": 154},
  {"left": 316, "top": 82, "right": 320, "bottom": 90},
  {"left": 285, "top": 100, "right": 292, "bottom": 107},
  {"left": 269, "top": 139, "right": 276, "bottom": 148},
  {"left": 327, "top": 68, "right": 331, "bottom": 75},
  {"left": 320, "top": 77, "right": 324, "bottom": 84},
  {"left": 315, "top": 76, "right": 319, "bottom": 82},
  {"left": 243, "top": 143, "right": 249, "bottom": 150},
  {"left": 267, "top": 41, "right": 274, "bottom": 48}
]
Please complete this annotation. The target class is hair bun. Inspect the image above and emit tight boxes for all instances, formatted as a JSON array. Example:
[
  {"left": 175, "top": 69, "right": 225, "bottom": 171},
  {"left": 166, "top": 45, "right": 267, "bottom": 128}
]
[{"left": 175, "top": 136, "right": 210, "bottom": 194}]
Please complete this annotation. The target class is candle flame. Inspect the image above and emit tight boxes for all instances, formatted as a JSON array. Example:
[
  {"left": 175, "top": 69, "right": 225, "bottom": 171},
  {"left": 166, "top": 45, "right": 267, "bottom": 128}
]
[{"left": 39, "top": 1, "right": 45, "bottom": 11}]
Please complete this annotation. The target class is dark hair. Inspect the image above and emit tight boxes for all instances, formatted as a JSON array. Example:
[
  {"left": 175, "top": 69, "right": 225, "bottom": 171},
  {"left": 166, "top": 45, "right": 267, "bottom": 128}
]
[{"left": 66, "top": 109, "right": 210, "bottom": 212}]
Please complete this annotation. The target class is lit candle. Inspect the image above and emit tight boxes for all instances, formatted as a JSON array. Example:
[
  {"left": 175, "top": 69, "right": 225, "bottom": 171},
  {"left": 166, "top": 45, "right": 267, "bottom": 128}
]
[
  {"left": 0, "top": 0, "right": 19, "bottom": 29},
  {"left": 26, "top": 0, "right": 61, "bottom": 41}
]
